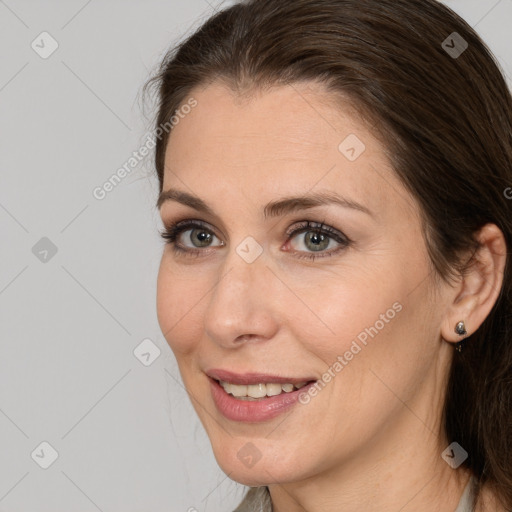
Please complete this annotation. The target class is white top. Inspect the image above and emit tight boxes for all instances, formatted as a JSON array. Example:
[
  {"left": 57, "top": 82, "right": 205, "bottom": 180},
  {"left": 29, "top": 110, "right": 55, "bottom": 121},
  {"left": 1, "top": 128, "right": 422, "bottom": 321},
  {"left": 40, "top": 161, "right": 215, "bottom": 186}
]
[
  {"left": 454, "top": 475, "right": 476, "bottom": 512},
  {"left": 234, "top": 475, "right": 476, "bottom": 512}
]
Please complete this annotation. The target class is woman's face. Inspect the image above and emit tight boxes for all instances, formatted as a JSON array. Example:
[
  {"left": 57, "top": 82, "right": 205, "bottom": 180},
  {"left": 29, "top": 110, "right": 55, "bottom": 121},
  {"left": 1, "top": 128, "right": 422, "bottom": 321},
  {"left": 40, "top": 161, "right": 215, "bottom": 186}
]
[{"left": 156, "top": 81, "right": 453, "bottom": 486}]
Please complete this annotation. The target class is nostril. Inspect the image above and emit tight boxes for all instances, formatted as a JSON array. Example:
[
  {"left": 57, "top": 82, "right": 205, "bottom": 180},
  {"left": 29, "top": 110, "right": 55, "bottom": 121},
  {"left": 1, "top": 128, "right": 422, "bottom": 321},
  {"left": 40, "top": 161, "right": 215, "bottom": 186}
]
[{"left": 236, "top": 334, "right": 254, "bottom": 342}]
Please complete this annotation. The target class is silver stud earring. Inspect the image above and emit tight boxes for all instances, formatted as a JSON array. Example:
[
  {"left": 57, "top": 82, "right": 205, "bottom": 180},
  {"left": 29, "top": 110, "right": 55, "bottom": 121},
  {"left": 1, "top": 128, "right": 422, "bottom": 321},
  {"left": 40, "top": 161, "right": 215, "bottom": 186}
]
[{"left": 454, "top": 320, "right": 467, "bottom": 352}]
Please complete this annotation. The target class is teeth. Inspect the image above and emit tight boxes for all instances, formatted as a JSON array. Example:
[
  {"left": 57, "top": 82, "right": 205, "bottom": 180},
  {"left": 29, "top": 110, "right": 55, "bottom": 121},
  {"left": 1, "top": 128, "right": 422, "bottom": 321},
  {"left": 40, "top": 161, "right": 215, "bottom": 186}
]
[
  {"left": 247, "top": 384, "right": 267, "bottom": 398},
  {"left": 219, "top": 380, "right": 309, "bottom": 399},
  {"left": 223, "top": 383, "right": 248, "bottom": 397},
  {"left": 266, "top": 383, "right": 283, "bottom": 396}
]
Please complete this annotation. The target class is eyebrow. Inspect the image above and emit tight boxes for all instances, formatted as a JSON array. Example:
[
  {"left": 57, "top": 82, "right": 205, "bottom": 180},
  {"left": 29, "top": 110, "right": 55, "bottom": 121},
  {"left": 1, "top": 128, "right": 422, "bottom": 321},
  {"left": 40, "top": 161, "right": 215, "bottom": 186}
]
[{"left": 156, "top": 188, "right": 373, "bottom": 219}]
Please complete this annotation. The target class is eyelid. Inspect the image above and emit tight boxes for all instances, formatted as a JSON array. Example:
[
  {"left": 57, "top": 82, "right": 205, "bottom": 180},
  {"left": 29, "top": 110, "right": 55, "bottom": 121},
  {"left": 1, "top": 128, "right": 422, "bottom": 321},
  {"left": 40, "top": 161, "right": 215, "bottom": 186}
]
[
  {"left": 162, "top": 218, "right": 348, "bottom": 240},
  {"left": 162, "top": 219, "right": 225, "bottom": 248},
  {"left": 284, "top": 220, "right": 351, "bottom": 242},
  {"left": 162, "top": 217, "right": 227, "bottom": 241},
  {"left": 282, "top": 220, "right": 351, "bottom": 256}
]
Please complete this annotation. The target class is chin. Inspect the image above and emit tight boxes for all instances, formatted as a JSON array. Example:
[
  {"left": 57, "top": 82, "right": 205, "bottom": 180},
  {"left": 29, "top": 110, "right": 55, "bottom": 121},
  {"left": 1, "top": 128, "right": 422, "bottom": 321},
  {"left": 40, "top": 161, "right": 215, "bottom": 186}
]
[{"left": 210, "top": 439, "right": 307, "bottom": 487}]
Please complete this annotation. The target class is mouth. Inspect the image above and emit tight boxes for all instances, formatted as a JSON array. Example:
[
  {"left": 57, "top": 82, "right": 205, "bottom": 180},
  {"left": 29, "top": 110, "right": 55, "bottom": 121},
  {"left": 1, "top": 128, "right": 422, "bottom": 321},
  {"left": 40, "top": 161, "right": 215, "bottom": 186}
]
[
  {"left": 206, "top": 369, "right": 317, "bottom": 422},
  {"left": 214, "top": 379, "right": 312, "bottom": 400}
]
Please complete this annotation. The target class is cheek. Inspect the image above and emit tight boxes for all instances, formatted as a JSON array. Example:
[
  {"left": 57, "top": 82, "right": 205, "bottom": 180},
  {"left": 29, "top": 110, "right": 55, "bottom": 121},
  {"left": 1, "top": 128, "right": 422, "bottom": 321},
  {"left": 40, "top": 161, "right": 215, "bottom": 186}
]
[
  {"left": 307, "top": 276, "right": 435, "bottom": 423},
  {"left": 311, "top": 237, "right": 430, "bottom": 358},
  {"left": 297, "top": 287, "right": 405, "bottom": 393},
  {"left": 292, "top": 263, "right": 405, "bottom": 357},
  {"left": 295, "top": 256, "right": 427, "bottom": 399},
  {"left": 156, "top": 255, "right": 206, "bottom": 356}
]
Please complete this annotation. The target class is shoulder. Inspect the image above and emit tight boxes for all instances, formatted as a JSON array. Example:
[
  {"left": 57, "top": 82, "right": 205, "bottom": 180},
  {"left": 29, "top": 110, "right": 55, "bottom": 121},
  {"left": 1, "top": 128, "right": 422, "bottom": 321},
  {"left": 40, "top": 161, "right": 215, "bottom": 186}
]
[{"left": 233, "top": 486, "right": 271, "bottom": 512}]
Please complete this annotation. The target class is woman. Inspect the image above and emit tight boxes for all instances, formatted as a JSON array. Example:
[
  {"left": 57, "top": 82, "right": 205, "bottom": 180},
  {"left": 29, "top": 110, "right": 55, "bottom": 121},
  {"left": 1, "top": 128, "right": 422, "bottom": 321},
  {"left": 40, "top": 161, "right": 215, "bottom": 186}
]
[{"left": 145, "top": 0, "right": 512, "bottom": 510}]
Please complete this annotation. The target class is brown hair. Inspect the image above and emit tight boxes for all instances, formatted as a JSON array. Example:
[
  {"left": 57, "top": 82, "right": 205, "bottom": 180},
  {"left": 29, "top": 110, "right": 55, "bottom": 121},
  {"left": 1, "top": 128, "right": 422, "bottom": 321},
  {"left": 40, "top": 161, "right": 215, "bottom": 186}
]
[{"left": 144, "top": 0, "right": 512, "bottom": 509}]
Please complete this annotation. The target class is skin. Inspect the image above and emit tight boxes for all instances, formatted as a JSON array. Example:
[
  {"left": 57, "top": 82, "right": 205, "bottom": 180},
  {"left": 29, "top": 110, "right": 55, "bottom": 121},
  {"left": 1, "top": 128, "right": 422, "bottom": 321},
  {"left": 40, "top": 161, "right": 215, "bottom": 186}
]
[{"left": 156, "top": 81, "right": 507, "bottom": 512}]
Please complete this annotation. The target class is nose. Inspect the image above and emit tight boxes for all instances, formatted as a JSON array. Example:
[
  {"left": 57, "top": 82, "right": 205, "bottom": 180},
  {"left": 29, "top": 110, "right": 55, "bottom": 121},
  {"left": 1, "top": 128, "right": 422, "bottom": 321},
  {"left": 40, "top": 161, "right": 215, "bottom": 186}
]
[{"left": 203, "top": 246, "right": 279, "bottom": 348}]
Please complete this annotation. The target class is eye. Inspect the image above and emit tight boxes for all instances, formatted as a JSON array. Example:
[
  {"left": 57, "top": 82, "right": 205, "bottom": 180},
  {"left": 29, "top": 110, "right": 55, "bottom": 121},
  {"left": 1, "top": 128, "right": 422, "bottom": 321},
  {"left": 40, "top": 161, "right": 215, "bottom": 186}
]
[
  {"left": 284, "top": 220, "right": 351, "bottom": 260},
  {"left": 159, "top": 220, "right": 223, "bottom": 256},
  {"left": 159, "top": 219, "right": 351, "bottom": 261}
]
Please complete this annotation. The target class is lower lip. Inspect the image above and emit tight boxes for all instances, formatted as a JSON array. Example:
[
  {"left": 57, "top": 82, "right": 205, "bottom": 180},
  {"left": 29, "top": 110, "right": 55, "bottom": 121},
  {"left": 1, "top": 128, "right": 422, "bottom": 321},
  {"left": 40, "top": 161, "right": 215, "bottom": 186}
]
[{"left": 209, "top": 378, "right": 316, "bottom": 423}]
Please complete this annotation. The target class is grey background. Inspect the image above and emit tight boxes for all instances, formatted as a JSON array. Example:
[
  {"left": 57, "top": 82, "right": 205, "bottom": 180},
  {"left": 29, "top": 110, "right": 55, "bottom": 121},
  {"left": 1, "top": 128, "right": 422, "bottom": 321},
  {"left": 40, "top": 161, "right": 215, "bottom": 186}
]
[{"left": 0, "top": 1, "right": 510, "bottom": 511}]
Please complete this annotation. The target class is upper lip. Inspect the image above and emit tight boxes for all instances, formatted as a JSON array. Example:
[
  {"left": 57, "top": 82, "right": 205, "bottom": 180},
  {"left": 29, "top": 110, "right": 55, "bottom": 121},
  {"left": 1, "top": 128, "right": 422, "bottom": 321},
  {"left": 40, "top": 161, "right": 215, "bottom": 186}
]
[{"left": 205, "top": 368, "right": 317, "bottom": 385}]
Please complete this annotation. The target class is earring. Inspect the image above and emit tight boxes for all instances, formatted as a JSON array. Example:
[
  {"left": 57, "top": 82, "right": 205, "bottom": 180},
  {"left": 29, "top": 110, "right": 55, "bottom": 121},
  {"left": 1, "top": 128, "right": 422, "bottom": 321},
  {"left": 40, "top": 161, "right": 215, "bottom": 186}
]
[{"left": 454, "top": 320, "right": 467, "bottom": 353}]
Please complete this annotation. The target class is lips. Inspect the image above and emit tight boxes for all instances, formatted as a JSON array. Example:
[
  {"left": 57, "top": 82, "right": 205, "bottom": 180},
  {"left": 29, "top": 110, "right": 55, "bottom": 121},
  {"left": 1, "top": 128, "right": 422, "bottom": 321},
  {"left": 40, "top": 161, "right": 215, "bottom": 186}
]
[{"left": 206, "top": 369, "right": 317, "bottom": 422}]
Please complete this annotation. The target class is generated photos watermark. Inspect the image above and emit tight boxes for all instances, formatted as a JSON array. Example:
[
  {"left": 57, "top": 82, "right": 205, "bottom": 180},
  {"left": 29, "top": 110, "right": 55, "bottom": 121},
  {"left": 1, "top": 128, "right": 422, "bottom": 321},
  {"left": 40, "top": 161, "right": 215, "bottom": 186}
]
[
  {"left": 92, "top": 97, "right": 198, "bottom": 201},
  {"left": 299, "top": 301, "right": 403, "bottom": 404}
]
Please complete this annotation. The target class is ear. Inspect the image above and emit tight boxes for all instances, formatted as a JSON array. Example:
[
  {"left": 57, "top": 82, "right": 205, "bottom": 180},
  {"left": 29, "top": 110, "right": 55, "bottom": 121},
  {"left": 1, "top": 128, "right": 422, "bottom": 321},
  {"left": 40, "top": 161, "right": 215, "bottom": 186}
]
[{"left": 440, "top": 223, "right": 508, "bottom": 344}]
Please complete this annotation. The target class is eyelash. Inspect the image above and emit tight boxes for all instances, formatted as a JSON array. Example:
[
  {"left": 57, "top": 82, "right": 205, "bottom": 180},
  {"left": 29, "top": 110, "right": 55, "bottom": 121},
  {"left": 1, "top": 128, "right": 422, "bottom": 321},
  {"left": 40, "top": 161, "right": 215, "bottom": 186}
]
[{"left": 159, "top": 219, "right": 352, "bottom": 261}]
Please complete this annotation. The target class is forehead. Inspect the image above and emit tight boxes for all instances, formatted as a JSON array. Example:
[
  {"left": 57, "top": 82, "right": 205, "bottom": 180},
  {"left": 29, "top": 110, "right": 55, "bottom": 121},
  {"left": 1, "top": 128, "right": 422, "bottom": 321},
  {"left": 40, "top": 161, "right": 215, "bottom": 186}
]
[
  {"left": 167, "top": 81, "right": 366, "bottom": 159},
  {"left": 163, "top": 81, "right": 416, "bottom": 220}
]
